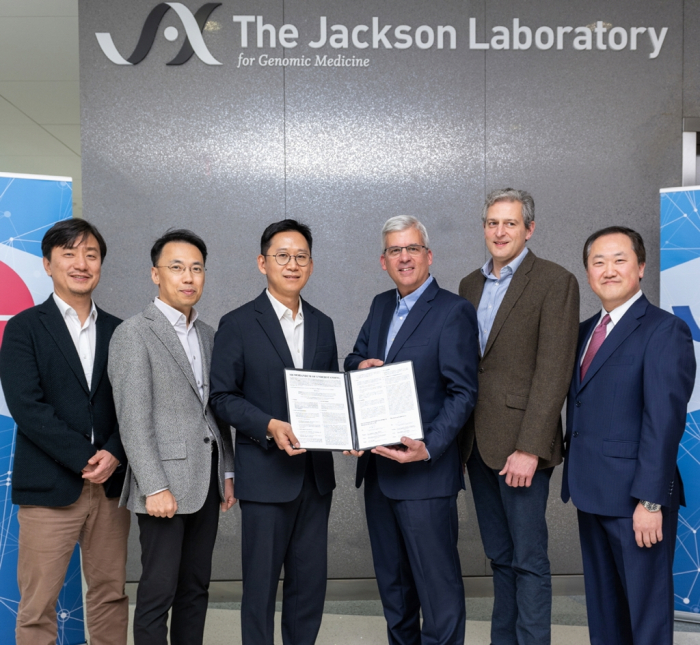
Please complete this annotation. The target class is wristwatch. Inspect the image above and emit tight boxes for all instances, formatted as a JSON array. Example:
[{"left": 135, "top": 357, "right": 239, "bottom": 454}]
[{"left": 640, "top": 500, "right": 661, "bottom": 513}]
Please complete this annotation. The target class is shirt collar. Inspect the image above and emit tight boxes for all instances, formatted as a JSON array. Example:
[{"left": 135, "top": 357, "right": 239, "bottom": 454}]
[
  {"left": 53, "top": 292, "right": 97, "bottom": 324},
  {"left": 601, "top": 289, "right": 643, "bottom": 326},
  {"left": 481, "top": 246, "right": 529, "bottom": 281},
  {"left": 266, "top": 289, "right": 303, "bottom": 322},
  {"left": 396, "top": 275, "right": 434, "bottom": 309},
  {"left": 154, "top": 297, "right": 198, "bottom": 328}
]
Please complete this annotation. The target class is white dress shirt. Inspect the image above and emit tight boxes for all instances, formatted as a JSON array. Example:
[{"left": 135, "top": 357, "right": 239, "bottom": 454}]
[
  {"left": 53, "top": 293, "right": 97, "bottom": 443},
  {"left": 153, "top": 298, "right": 233, "bottom": 482},
  {"left": 266, "top": 289, "right": 304, "bottom": 369},
  {"left": 580, "top": 289, "right": 644, "bottom": 363},
  {"left": 264, "top": 290, "right": 304, "bottom": 442},
  {"left": 154, "top": 297, "right": 204, "bottom": 399}
]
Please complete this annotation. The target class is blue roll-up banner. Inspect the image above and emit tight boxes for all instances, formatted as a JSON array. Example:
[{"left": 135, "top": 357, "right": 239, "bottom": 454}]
[
  {"left": 0, "top": 172, "right": 86, "bottom": 644},
  {"left": 660, "top": 186, "right": 700, "bottom": 622}
]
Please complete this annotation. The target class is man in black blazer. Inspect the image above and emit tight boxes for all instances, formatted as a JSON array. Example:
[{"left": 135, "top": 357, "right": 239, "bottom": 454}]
[
  {"left": 0, "top": 219, "right": 129, "bottom": 645},
  {"left": 210, "top": 220, "right": 338, "bottom": 645}
]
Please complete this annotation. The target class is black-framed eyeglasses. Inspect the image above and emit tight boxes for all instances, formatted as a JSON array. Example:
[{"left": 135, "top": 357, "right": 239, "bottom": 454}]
[
  {"left": 383, "top": 245, "right": 428, "bottom": 258},
  {"left": 155, "top": 264, "right": 206, "bottom": 275},
  {"left": 265, "top": 252, "right": 311, "bottom": 267}
]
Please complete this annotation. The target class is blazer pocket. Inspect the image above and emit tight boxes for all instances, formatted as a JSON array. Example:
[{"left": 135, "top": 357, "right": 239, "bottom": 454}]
[
  {"left": 506, "top": 393, "right": 529, "bottom": 410},
  {"left": 160, "top": 441, "right": 187, "bottom": 460},
  {"left": 402, "top": 336, "right": 430, "bottom": 347},
  {"left": 602, "top": 440, "right": 639, "bottom": 459},
  {"left": 12, "top": 469, "right": 56, "bottom": 492},
  {"left": 605, "top": 356, "right": 634, "bottom": 366}
]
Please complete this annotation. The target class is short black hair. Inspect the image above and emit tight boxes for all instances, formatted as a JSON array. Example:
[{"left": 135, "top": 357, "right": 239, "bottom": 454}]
[
  {"left": 41, "top": 218, "right": 107, "bottom": 262},
  {"left": 260, "top": 219, "right": 313, "bottom": 256},
  {"left": 150, "top": 229, "right": 208, "bottom": 266},
  {"left": 583, "top": 226, "right": 646, "bottom": 268}
]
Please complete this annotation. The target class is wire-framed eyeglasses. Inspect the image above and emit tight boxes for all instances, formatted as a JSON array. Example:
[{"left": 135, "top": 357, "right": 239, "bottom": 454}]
[
  {"left": 265, "top": 252, "right": 312, "bottom": 267},
  {"left": 155, "top": 264, "right": 206, "bottom": 275},
  {"left": 383, "top": 245, "right": 429, "bottom": 258}
]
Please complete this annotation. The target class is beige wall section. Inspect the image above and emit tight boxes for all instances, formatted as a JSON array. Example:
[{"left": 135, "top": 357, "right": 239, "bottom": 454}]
[{"left": 0, "top": 0, "right": 82, "bottom": 217}]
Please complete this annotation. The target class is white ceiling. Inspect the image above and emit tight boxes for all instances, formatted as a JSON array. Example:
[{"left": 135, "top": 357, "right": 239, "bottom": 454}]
[{"left": 0, "top": 0, "right": 82, "bottom": 216}]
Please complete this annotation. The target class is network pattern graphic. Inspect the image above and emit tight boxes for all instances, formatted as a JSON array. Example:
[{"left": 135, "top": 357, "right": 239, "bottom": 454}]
[
  {"left": 0, "top": 175, "right": 73, "bottom": 256},
  {"left": 675, "top": 411, "right": 700, "bottom": 614},
  {"left": 0, "top": 173, "right": 84, "bottom": 643},
  {"left": 0, "top": 417, "right": 85, "bottom": 645},
  {"left": 660, "top": 187, "right": 700, "bottom": 617},
  {"left": 660, "top": 188, "right": 700, "bottom": 270}
]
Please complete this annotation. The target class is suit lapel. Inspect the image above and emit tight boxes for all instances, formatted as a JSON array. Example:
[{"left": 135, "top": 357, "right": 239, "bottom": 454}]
[
  {"left": 377, "top": 296, "right": 396, "bottom": 360},
  {"left": 483, "top": 251, "right": 535, "bottom": 358},
  {"left": 254, "top": 291, "right": 295, "bottom": 369},
  {"left": 145, "top": 303, "right": 201, "bottom": 399},
  {"left": 90, "top": 309, "right": 109, "bottom": 398},
  {"left": 579, "top": 296, "right": 647, "bottom": 390},
  {"left": 196, "top": 320, "right": 211, "bottom": 404},
  {"left": 464, "top": 274, "right": 486, "bottom": 310},
  {"left": 302, "top": 300, "right": 318, "bottom": 369},
  {"left": 38, "top": 296, "right": 90, "bottom": 394},
  {"left": 386, "top": 279, "right": 438, "bottom": 364},
  {"left": 574, "top": 317, "right": 598, "bottom": 393}
]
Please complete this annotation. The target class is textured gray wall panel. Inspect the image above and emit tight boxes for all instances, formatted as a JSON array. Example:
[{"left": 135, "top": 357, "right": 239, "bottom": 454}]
[
  {"left": 80, "top": 0, "right": 686, "bottom": 581},
  {"left": 482, "top": 0, "right": 682, "bottom": 319},
  {"left": 684, "top": 0, "right": 700, "bottom": 117}
]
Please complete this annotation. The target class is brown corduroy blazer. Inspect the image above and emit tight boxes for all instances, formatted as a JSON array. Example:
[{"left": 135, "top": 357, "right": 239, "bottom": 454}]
[{"left": 458, "top": 250, "right": 580, "bottom": 470}]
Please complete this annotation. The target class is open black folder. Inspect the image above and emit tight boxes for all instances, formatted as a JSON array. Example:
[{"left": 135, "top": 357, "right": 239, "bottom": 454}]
[{"left": 284, "top": 360, "right": 424, "bottom": 451}]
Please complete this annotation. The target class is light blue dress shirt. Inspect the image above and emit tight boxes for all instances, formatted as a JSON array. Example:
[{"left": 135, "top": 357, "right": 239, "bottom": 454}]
[
  {"left": 385, "top": 275, "right": 434, "bottom": 360},
  {"left": 477, "top": 247, "right": 529, "bottom": 354}
]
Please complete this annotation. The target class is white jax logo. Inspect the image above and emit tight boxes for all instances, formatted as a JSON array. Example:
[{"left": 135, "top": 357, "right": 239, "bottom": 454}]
[{"left": 96, "top": 2, "right": 222, "bottom": 65}]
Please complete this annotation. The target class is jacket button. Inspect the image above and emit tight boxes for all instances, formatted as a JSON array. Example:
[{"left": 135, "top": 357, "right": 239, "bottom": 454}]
[
  {"left": 575, "top": 400, "right": 581, "bottom": 407},
  {"left": 478, "top": 368, "right": 484, "bottom": 374},
  {"left": 573, "top": 431, "right": 579, "bottom": 438},
  {"left": 203, "top": 437, "right": 210, "bottom": 444}
]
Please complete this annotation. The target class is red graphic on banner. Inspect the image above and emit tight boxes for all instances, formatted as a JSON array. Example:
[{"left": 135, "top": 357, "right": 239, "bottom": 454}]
[{"left": 0, "top": 261, "right": 34, "bottom": 348}]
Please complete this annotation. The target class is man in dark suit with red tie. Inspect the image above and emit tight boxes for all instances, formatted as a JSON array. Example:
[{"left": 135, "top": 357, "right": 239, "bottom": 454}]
[{"left": 563, "top": 226, "right": 696, "bottom": 645}]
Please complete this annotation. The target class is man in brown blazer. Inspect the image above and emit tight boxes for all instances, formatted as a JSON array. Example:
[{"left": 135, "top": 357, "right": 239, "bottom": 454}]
[{"left": 459, "top": 188, "right": 579, "bottom": 645}]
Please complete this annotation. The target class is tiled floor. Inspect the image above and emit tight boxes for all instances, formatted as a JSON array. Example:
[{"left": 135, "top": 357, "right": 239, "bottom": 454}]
[{"left": 125, "top": 600, "right": 700, "bottom": 644}]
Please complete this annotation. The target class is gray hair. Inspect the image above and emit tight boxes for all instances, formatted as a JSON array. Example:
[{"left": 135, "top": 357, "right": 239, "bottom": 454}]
[
  {"left": 481, "top": 188, "right": 535, "bottom": 229},
  {"left": 381, "top": 216, "right": 430, "bottom": 252}
]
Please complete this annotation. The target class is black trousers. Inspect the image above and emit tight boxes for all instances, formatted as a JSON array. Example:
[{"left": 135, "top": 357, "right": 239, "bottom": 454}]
[
  {"left": 133, "top": 449, "right": 220, "bottom": 645},
  {"left": 240, "top": 456, "right": 332, "bottom": 645}
]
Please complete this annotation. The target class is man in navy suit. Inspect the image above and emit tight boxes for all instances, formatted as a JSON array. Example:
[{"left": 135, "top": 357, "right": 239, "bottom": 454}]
[
  {"left": 345, "top": 215, "right": 479, "bottom": 645},
  {"left": 0, "top": 219, "right": 129, "bottom": 645},
  {"left": 210, "top": 220, "right": 338, "bottom": 645},
  {"left": 563, "top": 226, "right": 696, "bottom": 645}
]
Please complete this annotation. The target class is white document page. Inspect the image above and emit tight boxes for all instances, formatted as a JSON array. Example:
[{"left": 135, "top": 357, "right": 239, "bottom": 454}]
[
  {"left": 348, "top": 361, "right": 423, "bottom": 450},
  {"left": 285, "top": 370, "right": 354, "bottom": 450}
]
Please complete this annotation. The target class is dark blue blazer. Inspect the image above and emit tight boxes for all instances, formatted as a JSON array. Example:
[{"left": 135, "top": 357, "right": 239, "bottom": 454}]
[
  {"left": 209, "top": 290, "right": 338, "bottom": 503},
  {"left": 345, "top": 279, "right": 479, "bottom": 501},
  {"left": 0, "top": 296, "right": 126, "bottom": 506},
  {"left": 562, "top": 294, "right": 696, "bottom": 517}
]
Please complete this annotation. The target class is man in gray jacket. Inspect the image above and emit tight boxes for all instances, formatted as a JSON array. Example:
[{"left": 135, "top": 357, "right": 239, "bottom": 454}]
[{"left": 108, "top": 229, "right": 235, "bottom": 645}]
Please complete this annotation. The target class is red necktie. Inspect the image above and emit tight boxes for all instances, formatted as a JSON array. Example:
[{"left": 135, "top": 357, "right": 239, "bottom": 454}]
[{"left": 580, "top": 314, "right": 611, "bottom": 381}]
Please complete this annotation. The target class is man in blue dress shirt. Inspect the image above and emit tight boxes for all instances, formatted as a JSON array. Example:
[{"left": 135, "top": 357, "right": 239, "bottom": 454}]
[
  {"left": 459, "top": 189, "right": 580, "bottom": 645},
  {"left": 345, "top": 216, "right": 480, "bottom": 645}
]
